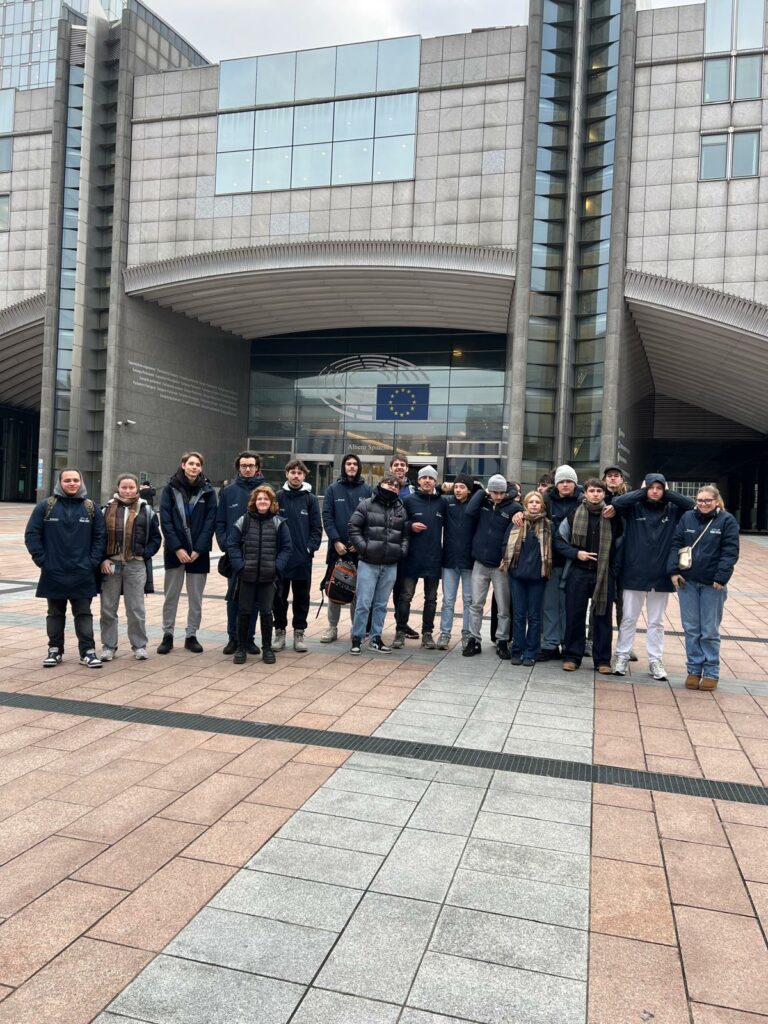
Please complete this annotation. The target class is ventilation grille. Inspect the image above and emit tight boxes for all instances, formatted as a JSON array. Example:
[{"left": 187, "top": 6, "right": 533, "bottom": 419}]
[{"left": 69, "top": 27, "right": 87, "bottom": 65}]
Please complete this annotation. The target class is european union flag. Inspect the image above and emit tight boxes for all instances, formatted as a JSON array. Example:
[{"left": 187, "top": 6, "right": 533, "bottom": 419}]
[{"left": 376, "top": 384, "right": 430, "bottom": 421}]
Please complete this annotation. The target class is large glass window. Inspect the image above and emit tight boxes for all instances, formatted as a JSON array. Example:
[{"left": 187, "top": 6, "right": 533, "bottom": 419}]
[
  {"left": 374, "top": 92, "right": 417, "bottom": 137},
  {"left": 699, "top": 130, "right": 760, "bottom": 177},
  {"left": 735, "top": 53, "right": 762, "bottom": 98},
  {"left": 295, "top": 47, "right": 336, "bottom": 101},
  {"left": 219, "top": 58, "right": 257, "bottom": 109},
  {"left": 704, "top": 58, "right": 731, "bottom": 102},
  {"left": 254, "top": 107, "right": 293, "bottom": 149},
  {"left": 0, "top": 88, "right": 14, "bottom": 133},
  {"left": 736, "top": 0, "right": 765, "bottom": 48},
  {"left": 705, "top": 54, "right": 763, "bottom": 101},
  {"left": 333, "top": 97, "right": 375, "bottom": 141},
  {"left": 217, "top": 111, "right": 255, "bottom": 152},
  {"left": 705, "top": 0, "right": 734, "bottom": 51},
  {"left": 376, "top": 35, "right": 420, "bottom": 91},
  {"left": 252, "top": 147, "right": 292, "bottom": 191},
  {"left": 700, "top": 133, "right": 729, "bottom": 178},
  {"left": 291, "top": 142, "right": 332, "bottom": 188},
  {"left": 0, "top": 136, "right": 11, "bottom": 172},
  {"left": 0, "top": 193, "right": 9, "bottom": 231},
  {"left": 335, "top": 41, "right": 377, "bottom": 95},
  {"left": 332, "top": 138, "right": 373, "bottom": 184},
  {"left": 373, "top": 134, "right": 415, "bottom": 181},
  {"left": 215, "top": 150, "right": 253, "bottom": 193},
  {"left": 732, "top": 129, "right": 760, "bottom": 175},
  {"left": 256, "top": 51, "right": 296, "bottom": 105},
  {"left": 293, "top": 103, "right": 333, "bottom": 145}
]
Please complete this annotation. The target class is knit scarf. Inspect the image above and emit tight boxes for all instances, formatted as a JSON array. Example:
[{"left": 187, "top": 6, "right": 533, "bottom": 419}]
[
  {"left": 506, "top": 510, "right": 552, "bottom": 578},
  {"left": 571, "top": 498, "right": 612, "bottom": 615},
  {"left": 104, "top": 494, "right": 140, "bottom": 561}
]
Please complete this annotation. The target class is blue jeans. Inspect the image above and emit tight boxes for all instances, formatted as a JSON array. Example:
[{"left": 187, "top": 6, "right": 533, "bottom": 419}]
[
  {"left": 541, "top": 566, "right": 566, "bottom": 650},
  {"left": 440, "top": 567, "right": 473, "bottom": 636},
  {"left": 677, "top": 581, "right": 727, "bottom": 680},
  {"left": 352, "top": 561, "right": 398, "bottom": 640},
  {"left": 510, "top": 576, "right": 547, "bottom": 660}
]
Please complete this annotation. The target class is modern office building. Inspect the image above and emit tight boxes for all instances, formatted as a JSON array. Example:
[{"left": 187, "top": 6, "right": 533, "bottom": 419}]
[{"left": 0, "top": 0, "right": 766, "bottom": 527}]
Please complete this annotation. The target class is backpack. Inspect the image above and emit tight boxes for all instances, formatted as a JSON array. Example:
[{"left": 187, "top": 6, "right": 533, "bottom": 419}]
[
  {"left": 326, "top": 558, "right": 357, "bottom": 605},
  {"left": 45, "top": 496, "right": 95, "bottom": 521}
]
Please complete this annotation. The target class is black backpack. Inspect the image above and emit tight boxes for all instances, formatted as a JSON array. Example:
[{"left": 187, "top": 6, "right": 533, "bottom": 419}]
[{"left": 326, "top": 558, "right": 357, "bottom": 605}]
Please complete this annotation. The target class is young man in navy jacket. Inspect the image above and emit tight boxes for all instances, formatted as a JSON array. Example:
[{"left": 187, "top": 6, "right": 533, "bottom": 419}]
[
  {"left": 274, "top": 459, "right": 322, "bottom": 652},
  {"left": 320, "top": 454, "right": 371, "bottom": 643},
  {"left": 394, "top": 466, "right": 445, "bottom": 650}
]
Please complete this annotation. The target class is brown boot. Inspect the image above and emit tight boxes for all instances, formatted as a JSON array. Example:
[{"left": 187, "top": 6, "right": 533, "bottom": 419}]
[
  {"left": 685, "top": 673, "right": 701, "bottom": 689},
  {"left": 700, "top": 676, "right": 718, "bottom": 691},
  {"left": 562, "top": 661, "right": 578, "bottom": 672}
]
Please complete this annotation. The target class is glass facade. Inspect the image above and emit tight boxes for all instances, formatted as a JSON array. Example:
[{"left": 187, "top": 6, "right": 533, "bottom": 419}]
[
  {"left": 705, "top": 0, "right": 765, "bottom": 51},
  {"left": 700, "top": 129, "right": 760, "bottom": 178},
  {"left": 216, "top": 36, "right": 419, "bottom": 194},
  {"left": 248, "top": 328, "right": 506, "bottom": 481}
]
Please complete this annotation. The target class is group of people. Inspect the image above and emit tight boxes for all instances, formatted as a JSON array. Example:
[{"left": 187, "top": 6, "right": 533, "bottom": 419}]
[{"left": 23, "top": 450, "right": 740, "bottom": 689}]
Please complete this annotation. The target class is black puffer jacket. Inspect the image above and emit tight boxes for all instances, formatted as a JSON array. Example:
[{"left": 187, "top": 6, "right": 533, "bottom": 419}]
[
  {"left": 348, "top": 485, "right": 410, "bottom": 566},
  {"left": 667, "top": 507, "right": 739, "bottom": 586},
  {"left": 226, "top": 511, "right": 292, "bottom": 583}
]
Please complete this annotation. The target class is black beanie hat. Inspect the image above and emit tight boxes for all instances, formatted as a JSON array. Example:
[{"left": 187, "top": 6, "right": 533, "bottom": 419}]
[{"left": 454, "top": 474, "right": 474, "bottom": 489}]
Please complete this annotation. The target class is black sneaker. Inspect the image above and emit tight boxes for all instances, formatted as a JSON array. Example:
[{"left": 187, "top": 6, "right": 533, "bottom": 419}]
[
  {"left": 233, "top": 648, "right": 247, "bottom": 665},
  {"left": 184, "top": 636, "right": 203, "bottom": 653},
  {"left": 350, "top": 636, "right": 362, "bottom": 655},
  {"left": 496, "top": 640, "right": 511, "bottom": 660},
  {"left": 79, "top": 650, "right": 102, "bottom": 669},
  {"left": 537, "top": 646, "right": 560, "bottom": 662},
  {"left": 262, "top": 647, "right": 276, "bottom": 665},
  {"left": 462, "top": 637, "right": 482, "bottom": 657},
  {"left": 247, "top": 641, "right": 261, "bottom": 656},
  {"left": 367, "top": 636, "right": 392, "bottom": 654},
  {"left": 510, "top": 654, "right": 523, "bottom": 665},
  {"left": 43, "top": 646, "right": 62, "bottom": 667},
  {"left": 522, "top": 658, "right": 536, "bottom": 667},
  {"left": 404, "top": 625, "right": 420, "bottom": 639},
  {"left": 222, "top": 638, "right": 237, "bottom": 656},
  {"left": 157, "top": 633, "right": 174, "bottom": 655}
]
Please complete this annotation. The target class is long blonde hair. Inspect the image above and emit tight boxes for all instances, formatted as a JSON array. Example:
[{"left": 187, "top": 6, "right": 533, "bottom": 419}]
[{"left": 697, "top": 484, "right": 725, "bottom": 511}]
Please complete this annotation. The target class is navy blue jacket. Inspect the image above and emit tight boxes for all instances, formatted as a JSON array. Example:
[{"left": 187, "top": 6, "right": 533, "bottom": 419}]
[
  {"left": 442, "top": 494, "right": 476, "bottom": 571},
  {"left": 401, "top": 491, "right": 446, "bottom": 579},
  {"left": 215, "top": 473, "right": 266, "bottom": 551},
  {"left": 612, "top": 475, "right": 694, "bottom": 592},
  {"left": 667, "top": 508, "right": 740, "bottom": 586},
  {"left": 322, "top": 476, "right": 372, "bottom": 552},
  {"left": 159, "top": 476, "right": 217, "bottom": 574},
  {"left": 277, "top": 482, "right": 322, "bottom": 580},
  {"left": 25, "top": 485, "right": 106, "bottom": 599},
  {"left": 466, "top": 489, "right": 518, "bottom": 567},
  {"left": 543, "top": 484, "right": 584, "bottom": 569}
]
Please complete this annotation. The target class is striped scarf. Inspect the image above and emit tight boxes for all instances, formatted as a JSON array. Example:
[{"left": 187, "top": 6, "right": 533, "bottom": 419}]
[
  {"left": 570, "top": 499, "right": 612, "bottom": 615},
  {"left": 506, "top": 510, "right": 552, "bottom": 578}
]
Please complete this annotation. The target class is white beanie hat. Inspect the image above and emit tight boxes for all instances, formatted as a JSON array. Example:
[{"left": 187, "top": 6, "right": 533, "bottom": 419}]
[
  {"left": 554, "top": 464, "right": 578, "bottom": 485},
  {"left": 418, "top": 465, "right": 438, "bottom": 480}
]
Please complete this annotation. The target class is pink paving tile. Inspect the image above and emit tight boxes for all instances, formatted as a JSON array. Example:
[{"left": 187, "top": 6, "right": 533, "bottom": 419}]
[
  {"left": 0, "top": 836, "right": 107, "bottom": 917},
  {"left": 0, "top": 799, "right": 89, "bottom": 867},
  {"left": 0, "top": 768, "right": 77, "bottom": 821},
  {"left": 218, "top": 737, "right": 305, "bottom": 778},
  {"left": 593, "top": 710, "right": 641, "bottom": 739},
  {"left": 182, "top": 801, "right": 294, "bottom": 866},
  {"left": 740, "top": 737, "right": 768, "bottom": 769},
  {"left": 676, "top": 906, "right": 768, "bottom": 1015},
  {"left": 640, "top": 726, "right": 696, "bottom": 759},
  {"left": 588, "top": 934, "right": 690, "bottom": 1024},
  {"left": 590, "top": 857, "right": 675, "bottom": 944},
  {"left": 158, "top": 772, "right": 261, "bottom": 826},
  {"left": 696, "top": 746, "right": 762, "bottom": 785},
  {"left": 33, "top": 717, "right": 130, "bottom": 752},
  {"left": 292, "top": 745, "right": 352, "bottom": 767},
  {"left": 594, "top": 691, "right": 637, "bottom": 712},
  {"left": 53, "top": 759, "right": 159, "bottom": 807},
  {"left": 645, "top": 755, "right": 704, "bottom": 778},
  {"left": 132, "top": 747, "right": 236, "bottom": 793},
  {"left": 725, "top": 823, "right": 768, "bottom": 883},
  {"left": 244, "top": 762, "right": 336, "bottom": 809},
  {"left": 691, "top": 1006, "right": 768, "bottom": 1024},
  {"left": 592, "top": 783, "right": 653, "bottom": 811},
  {"left": 653, "top": 792, "right": 727, "bottom": 846},
  {"left": 686, "top": 720, "right": 742, "bottom": 750},
  {"left": 716, "top": 801, "right": 768, "bottom": 828},
  {"left": 0, "top": 879, "right": 126, "bottom": 987},
  {"left": 593, "top": 734, "right": 646, "bottom": 770},
  {"left": 725, "top": 715, "right": 768, "bottom": 739},
  {"left": 677, "top": 699, "right": 728, "bottom": 723},
  {"left": 73, "top": 817, "right": 205, "bottom": 890},
  {"left": 57, "top": 786, "right": 177, "bottom": 844},
  {"left": 42, "top": 735, "right": 147, "bottom": 777},
  {"left": 329, "top": 704, "right": 392, "bottom": 733},
  {"left": 591, "top": 804, "right": 662, "bottom": 866},
  {"left": 0, "top": 747, "right": 63, "bottom": 784},
  {"left": 663, "top": 838, "right": 753, "bottom": 914},
  {"left": 636, "top": 703, "right": 685, "bottom": 730},
  {"left": 120, "top": 727, "right": 212, "bottom": 765},
  {"left": 749, "top": 882, "right": 768, "bottom": 932},
  {"left": 632, "top": 685, "right": 676, "bottom": 705}
]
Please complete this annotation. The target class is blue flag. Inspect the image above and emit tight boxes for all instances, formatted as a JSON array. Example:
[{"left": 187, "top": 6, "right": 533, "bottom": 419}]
[{"left": 376, "top": 384, "right": 430, "bottom": 421}]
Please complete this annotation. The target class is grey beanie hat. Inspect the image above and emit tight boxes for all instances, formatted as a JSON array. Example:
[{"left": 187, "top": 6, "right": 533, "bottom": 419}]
[
  {"left": 418, "top": 465, "right": 438, "bottom": 480},
  {"left": 487, "top": 473, "right": 508, "bottom": 491},
  {"left": 554, "top": 464, "right": 578, "bottom": 485}
]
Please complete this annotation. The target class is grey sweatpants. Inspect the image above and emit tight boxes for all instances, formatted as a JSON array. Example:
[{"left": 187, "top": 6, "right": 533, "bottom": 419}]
[
  {"left": 162, "top": 566, "right": 207, "bottom": 637},
  {"left": 469, "top": 562, "right": 510, "bottom": 642},
  {"left": 100, "top": 558, "right": 148, "bottom": 651}
]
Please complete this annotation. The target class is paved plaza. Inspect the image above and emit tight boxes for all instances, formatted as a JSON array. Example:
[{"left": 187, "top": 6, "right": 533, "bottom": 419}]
[{"left": 1, "top": 502, "right": 768, "bottom": 1023}]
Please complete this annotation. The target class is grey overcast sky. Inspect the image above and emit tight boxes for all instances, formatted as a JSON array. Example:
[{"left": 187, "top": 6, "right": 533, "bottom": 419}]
[{"left": 148, "top": 0, "right": 529, "bottom": 63}]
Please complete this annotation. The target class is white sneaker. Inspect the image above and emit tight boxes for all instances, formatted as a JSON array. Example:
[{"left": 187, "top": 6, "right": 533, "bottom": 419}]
[
  {"left": 134, "top": 648, "right": 148, "bottom": 660},
  {"left": 319, "top": 627, "right": 337, "bottom": 644},
  {"left": 273, "top": 629, "right": 286, "bottom": 651},
  {"left": 613, "top": 655, "right": 629, "bottom": 676},
  {"left": 100, "top": 647, "right": 114, "bottom": 662},
  {"left": 649, "top": 660, "right": 668, "bottom": 681},
  {"left": 80, "top": 650, "right": 102, "bottom": 669}
]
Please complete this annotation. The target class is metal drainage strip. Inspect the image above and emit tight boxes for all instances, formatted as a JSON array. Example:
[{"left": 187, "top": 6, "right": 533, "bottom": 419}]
[{"left": 1, "top": 689, "right": 766, "bottom": 807}]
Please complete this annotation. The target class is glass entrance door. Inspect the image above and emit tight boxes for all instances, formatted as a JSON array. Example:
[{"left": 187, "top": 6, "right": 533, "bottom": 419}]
[
  {"left": 296, "top": 456, "right": 335, "bottom": 498},
  {"left": 358, "top": 457, "right": 386, "bottom": 489},
  {"left": 404, "top": 457, "right": 443, "bottom": 488}
]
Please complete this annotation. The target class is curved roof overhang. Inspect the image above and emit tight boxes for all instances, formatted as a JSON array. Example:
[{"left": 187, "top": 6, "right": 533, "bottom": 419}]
[
  {"left": 123, "top": 240, "right": 516, "bottom": 338},
  {"left": 0, "top": 292, "right": 45, "bottom": 412},
  {"left": 625, "top": 270, "right": 768, "bottom": 435}
]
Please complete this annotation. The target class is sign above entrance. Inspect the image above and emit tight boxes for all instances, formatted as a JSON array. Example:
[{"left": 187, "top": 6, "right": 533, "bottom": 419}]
[
  {"left": 318, "top": 354, "right": 430, "bottom": 422},
  {"left": 376, "top": 384, "right": 429, "bottom": 421}
]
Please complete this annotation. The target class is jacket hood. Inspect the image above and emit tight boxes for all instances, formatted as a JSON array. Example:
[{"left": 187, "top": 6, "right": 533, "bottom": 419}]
[
  {"left": 282, "top": 480, "right": 312, "bottom": 493},
  {"left": 339, "top": 453, "right": 362, "bottom": 484},
  {"left": 54, "top": 480, "right": 87, "bottom": 500},
  {"left": 644, "top": 473, "right": 667, "bottom": 489}
]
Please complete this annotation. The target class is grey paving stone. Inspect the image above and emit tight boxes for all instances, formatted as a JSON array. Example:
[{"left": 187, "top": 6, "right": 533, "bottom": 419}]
[
  {"left": 301, "top": 787, "right": 416, "bottom": 826},
  {"left": 210, "top": 870, "right": 362, "bottom": 932},
  {"left": 454, "top": 719, "right": 510, "bottom": 751},
  {"left": 433, "top": 763, "right": 493, "bottom": 788},
  {"left": 502, "top": 738, "right": 593, "bottom": 764},
  {"left": 407, "top": 689, "right": 480, "bottom": 708},
  {"left": 344, "top": 753, "right": 439, "bottom": 780},
  {"left": 166, "top": 906, "right": 335, "bottom": 984},
  {"left": 92, "top": 1015, "right": 141, "bottom": 1024},
  {"left": 515, "top": 711, "right": 596, "bottom": 733},
  {"left": 408, "top": 951, "right": 587, "bottom": 1024},
  {"left": 431, "top": 906, "right": 588, "bottom": 981},
  {"left": 277, "top": 810, "right": 401, "bottom": 855},
  {"left": 324, "top": 767, "right": 431, "bottom": 801},
  {"left": 290, "top": 989, "right": 400, "bottom": 1023},
  {"left": 315, "top": 892, "right": 439, "bottom": 1003},
  {"left": 408, "top": 782, "right": 485, "bottom": 836},
  {"left": 461, "top": 838, "right": 590, "bottom": 889},
  {"left": 247, "top": 838, "right": 383, "bottom": 888},
  {"left": 399, "top": 698, "right": 471, "bottom": 720},
  {"left": 470, "top": 697, "right": 520, "bottom": 723},
  {"left": 472, "top": 812, "right": 591, "bottom": 856},
  {"left": 386, "top": 708, "right": 467, "bottom": 733},
  {"left": 524, "top": 687, "right": 593, "bottom": 708},
  {"left": 108, "top": 955, "right": 303, "bottom": 1024},
  {"left": 518, "top": 699, "right": 594, "bottom": 721},
  {"left": 489, "top": 771, "right": 592, "bottom": 803},
  {"left": 374, "top": 722, "right": 464, "bottom": 745},
  {"left": 371, "top": 828, "right": 466, "bottom": 902},
  {"left": 447, "top": 867, "right": 589, "bottom": 930},
  {"left": 482, "top": 789, "right": 591, "bottom": 825},
  {"left": 507, "top": 724, "right": 593, "bottom": 747},
  {"left": 400, "top": 1011, "right": 475, "bottom": 1023}
]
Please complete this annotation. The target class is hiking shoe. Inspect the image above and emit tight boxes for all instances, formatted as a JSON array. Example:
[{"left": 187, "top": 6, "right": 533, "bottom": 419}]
[
  {"left": 293, "top": 630, "right": 308, "bottom": 653},
  {"left": 612, "top": 655, "right": 629, "bottom": 676},
  {"left": 320, "top": 627, "right": 338, "bottom": 644},
  {"left": 649, "top": 660, "right": 668, "bottom": 681},
  {"left": 157, "top": 633, "right": 173, "bottom": 655},
  {"left": 436, "top": 632, "right": 451, "bottom": 650},
  {"left": 184, "top": 636, "right": 203, "bottom": 654},
  {"left": 350, "top": 636, "right": 362, "bottom": 655},
  {"left": 43, "top": 646, "right": 62, "bottom": 667},
  {"left": 462, "top": 637, "right": 482, "bottom": 657},
  {"left": 134, "top": 648, "right": 148, "bottom": 661},
  {"left": 262, "top": 647, "right": 276, "bottom": 665},
  {"left": 247, "top": 641, "right": 261, "bottom": 656},
  {"left": 629, "top": 649, "right": 639, "bottom": 662},
  {"left": 685, "top": 673, "right": 701, "bottom": 689},
  {"left": 80, "top": 650, "right": 102, "bottom": 669},
  {"left": 700, "top": 676, "right": 718, "bottom": 690},
  {"left": 222, "top": 638, "right": 237, "bottom": 656},
  {"left": 233, "top": 647, "right": 247, "bottom": 665},
  {"left": 597, "top": 665, "right": 613, "bottom": 674},
  {"left": 404, "top": 625, "right": 420, "bottom": 639},
  {"left": 100, "top": 647, "right": 115, "bottom": 662},
  {"left": 496, "top": 640, "right": 511, "bottom": 660},
  {"left": 273, "top": 629, "right": 286, "bottom": 651},
  {"left": 367, "top": 636, "right": 392, "bottom": 654},
  {"left": 537, "top": 646, "right": 560, "bottom": 662},
  {"left": 392, "top": 630, "right": 405, "bottom": 649},
  {"left": 421, "top": 632, "right": 436, "bottom": 650},
  {"left": 522, "top": 658, "right": 536, "bottom": 667},
  {"left": 562, "top": 661, "right": 578, "bottom": 672}
]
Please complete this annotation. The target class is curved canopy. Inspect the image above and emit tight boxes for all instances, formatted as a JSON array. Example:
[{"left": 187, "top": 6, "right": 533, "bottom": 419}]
[
  {"left": 625, "top": 270, "right": 768, "bottom": 435},
  {"left": 123, "top": 239, "right": 516, "bottom": 338},
  {"left": 0, "top": 293, "right": 45, "bottom": 411}
]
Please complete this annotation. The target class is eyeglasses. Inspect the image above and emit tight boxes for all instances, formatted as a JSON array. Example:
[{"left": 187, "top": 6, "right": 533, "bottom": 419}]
[{"left": 696, "top": 498, "right": 716, "bottom": 505}]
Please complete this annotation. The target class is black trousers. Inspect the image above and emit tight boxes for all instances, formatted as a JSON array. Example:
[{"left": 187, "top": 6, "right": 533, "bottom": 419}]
[
  {"left": 273, "top": 577, "right": 311, "bottom": 630},
  {"left": 237, "top": 580, "right": 276, "bottom": 649},
  {"left": 563, "top": 569, "right": 613, "bottom": 667},
  {"left": 396, "top": 576, "right": 439, "bottom": 632},
  {"left": 46, "top": 597, "right": 95, "bottom": 656}
]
